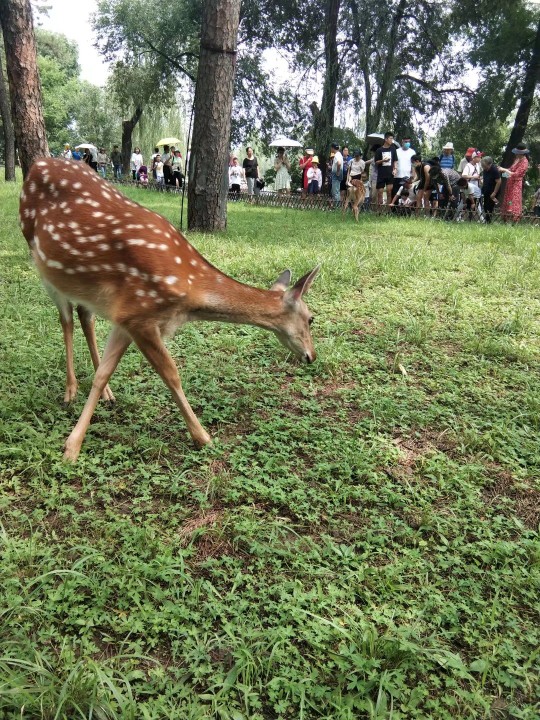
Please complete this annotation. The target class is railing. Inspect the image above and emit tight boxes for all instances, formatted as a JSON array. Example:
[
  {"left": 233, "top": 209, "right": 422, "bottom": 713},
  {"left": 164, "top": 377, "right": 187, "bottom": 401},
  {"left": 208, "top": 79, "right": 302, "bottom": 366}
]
[{"left": 108, "top": 176, "right": 538, "bottom": 225}]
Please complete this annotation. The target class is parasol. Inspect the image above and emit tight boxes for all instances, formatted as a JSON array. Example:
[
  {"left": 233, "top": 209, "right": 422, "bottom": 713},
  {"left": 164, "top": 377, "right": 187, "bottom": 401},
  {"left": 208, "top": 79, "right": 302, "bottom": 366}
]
[
  {"left": 366, "top": 133, "right": 399, "bottom": 146},
  {"left": 156, "top": 137, "right": 181, "bottom": 146},
  {"left": 75, "top": 143, "right": 97, "bottom": 150},
  {"left": 269, "top": 136, "right": 303, "bottom": 148}
]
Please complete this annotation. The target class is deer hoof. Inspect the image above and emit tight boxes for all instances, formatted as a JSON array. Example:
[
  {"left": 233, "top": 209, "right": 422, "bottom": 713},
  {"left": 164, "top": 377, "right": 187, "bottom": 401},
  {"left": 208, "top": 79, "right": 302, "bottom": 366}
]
[
  {"left": 63, "top": 383, "right": 78, "bottom": 403},
  {"left": 101, "top": 385, "right": 116, "bottom": 403}
]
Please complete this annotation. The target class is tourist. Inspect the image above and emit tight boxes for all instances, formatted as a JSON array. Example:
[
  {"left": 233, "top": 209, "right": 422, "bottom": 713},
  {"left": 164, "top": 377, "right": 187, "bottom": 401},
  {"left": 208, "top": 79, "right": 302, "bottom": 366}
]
[
  {"left": 274, "top": 147, "right": 291, "bottom": 194},
  {"left": 299, "top": 148, "right": 314, "bottom": 197},
  {"left": 307, "top": 157, "right": 322, "bottom": 194},
  {"left": 130, "top": 146, "right": 143, "bottom": 181},
  {"left": 374, "top": 132, "right": 398, "bottom": 207},
  {"left": 110, "top": 145, "right": 122, "bottom": 179},
  {"left": 439, "top": 142, "right": 455, "bottom": 170},
  {"left": 243, "top": 146, "right": 260, "bottom": 197},
  {"left": 394, "top": 136, "right": 416, "bottom": 198},
  {"left": 500, "top": 143, "right": 530, "bottom": 222},
  {"left": 96, "top": 147, "right": 109, "bottom": 178},
  {"left": 340, "top": 146, "right": 352, "bottom": 205},
  {"left": 229, "top": 156, "right": 243, "bottom": 197},
  {"left": 61, "top": 143, "right": 72, "bottom": 160},
  {"left": 330, "top": 142, "right": 343, "bottom": 207},
  {"left": 171, "top": 149, "right": 184, "bottom": 188},
  {"left": 458, "top": 147, "right": 475, "bottom": 173},
  {"left": 480, "top": 156, "right": 501, "bottom": 224}
]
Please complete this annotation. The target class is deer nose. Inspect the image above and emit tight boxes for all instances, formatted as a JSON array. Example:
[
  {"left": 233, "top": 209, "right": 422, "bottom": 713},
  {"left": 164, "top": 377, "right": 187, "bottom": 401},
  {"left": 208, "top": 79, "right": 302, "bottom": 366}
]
[{"left": 304, "top": 351, "right": 315, "bottom": 364}]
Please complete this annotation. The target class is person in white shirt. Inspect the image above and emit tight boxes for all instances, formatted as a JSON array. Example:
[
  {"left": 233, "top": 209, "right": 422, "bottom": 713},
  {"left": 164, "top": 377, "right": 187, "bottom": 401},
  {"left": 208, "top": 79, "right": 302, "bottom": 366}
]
[
  {"left": 154, "top": 154, "right": 164, "bottom": 187},
  {"left": 461, "top": 152, "right": 482, "bottom": 193},
  {"left": 130, "top": 147, "right": 143, "bottom": 180},
  {"left": 228, "top": 156, "right": 244, "bottom": 196},
  {"left": 62, "top": 144, "right": 72, "bottom": 160},
  {"left": 393, "top": 137, "right": 416, "bottom": 197}
]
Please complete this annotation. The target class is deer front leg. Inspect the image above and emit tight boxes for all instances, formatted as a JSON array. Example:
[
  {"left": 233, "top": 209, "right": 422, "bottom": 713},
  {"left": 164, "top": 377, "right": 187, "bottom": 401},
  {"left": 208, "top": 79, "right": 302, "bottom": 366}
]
[
  {"left": 63, "top": 326, "right": 131, "bottom": 462},
  {"left": 129, "top": 327, "right": 212, "bottom": 448},
  {"left": 76, "top": 306, "right": 116, "bottom": 402}
]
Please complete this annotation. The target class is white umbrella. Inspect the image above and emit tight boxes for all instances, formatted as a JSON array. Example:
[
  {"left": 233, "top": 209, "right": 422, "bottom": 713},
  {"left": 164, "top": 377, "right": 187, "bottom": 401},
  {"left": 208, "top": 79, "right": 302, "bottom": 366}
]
[
  {"left": 75, "top": 143, "right": 97, "bottom": 150},
  {"left": 366, "top": 133, "right": 399, "bottom": 146},
  {"left": 269, "top": 136, "right": 303, "bottom": 148}
]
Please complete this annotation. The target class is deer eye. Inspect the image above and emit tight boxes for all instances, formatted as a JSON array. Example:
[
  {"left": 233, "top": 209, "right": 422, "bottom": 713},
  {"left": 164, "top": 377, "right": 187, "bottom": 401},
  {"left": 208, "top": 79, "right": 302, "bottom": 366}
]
[{"left": 308, "top": 316, "right": 314, "bottom": 326}]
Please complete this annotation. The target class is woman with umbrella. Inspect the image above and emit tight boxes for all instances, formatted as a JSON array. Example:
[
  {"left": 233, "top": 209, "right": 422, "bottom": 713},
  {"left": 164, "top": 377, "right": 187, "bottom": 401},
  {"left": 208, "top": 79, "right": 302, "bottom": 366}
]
[
  {"left": 274, "top": 146, "right": 291, "bottom": 194},
  {"left": 499, "top": 143, "right": 530, "bottom": 222}
]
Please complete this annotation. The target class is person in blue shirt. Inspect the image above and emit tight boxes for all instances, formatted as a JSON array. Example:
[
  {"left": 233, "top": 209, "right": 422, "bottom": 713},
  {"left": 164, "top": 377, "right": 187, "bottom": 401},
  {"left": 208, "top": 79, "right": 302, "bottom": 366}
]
[{"left": 439, "top": 142, "right": 455, "bottom": 170}]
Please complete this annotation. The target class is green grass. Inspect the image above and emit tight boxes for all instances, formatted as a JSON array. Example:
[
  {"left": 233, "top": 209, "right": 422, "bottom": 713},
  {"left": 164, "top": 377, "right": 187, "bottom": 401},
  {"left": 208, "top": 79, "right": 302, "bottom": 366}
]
[{"left": 1, "top": 176, "right": 539, "bottom": 719}]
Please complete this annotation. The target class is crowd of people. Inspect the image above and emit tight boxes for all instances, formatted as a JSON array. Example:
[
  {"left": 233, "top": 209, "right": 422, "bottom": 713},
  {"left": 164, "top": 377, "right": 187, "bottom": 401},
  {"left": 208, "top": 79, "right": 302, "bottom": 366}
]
[
  {"left": 59, "top": 135, "right": 536, "bottom": 223},
  {"left": 60, "top": 143, "right": 189, "bottom": 189},
  {"left": 229, "top": 135, "right": 536, "bottom": 223}
]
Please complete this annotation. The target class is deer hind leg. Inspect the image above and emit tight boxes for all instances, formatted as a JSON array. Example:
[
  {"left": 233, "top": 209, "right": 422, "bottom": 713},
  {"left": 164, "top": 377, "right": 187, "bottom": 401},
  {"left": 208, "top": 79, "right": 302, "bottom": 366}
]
[
  {"left": 129, "top": 326, "right": 212, "bottom": 448},
  {"left": 64, "top": 325, "right": 131, "bottom": 462},
  {"left": 76, "top": 305, "right": 116, "bottom": 402}
]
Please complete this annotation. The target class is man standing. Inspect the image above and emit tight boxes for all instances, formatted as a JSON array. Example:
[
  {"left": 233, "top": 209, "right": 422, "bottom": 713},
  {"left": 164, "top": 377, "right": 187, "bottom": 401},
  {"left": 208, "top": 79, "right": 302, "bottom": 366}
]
[
  {"left": 480, "top": 156, "right": 501, "bottom": 224},
  {"left": 375, "top": 132, "right": 398, "bottom": 207},
  {"left": 243, "top": 146, "right": 260, "bottom": 197},
  {"left": 110, "top": 145, "right": 122, "bottom": 179},
  {"left": 393, "top": 136, "right": 416, "bottom": 198},
  {"left": 96, "top": 147, "right": 109, "bottom": 177},
  {"left": 330, "top": 142, "right": 343, "bottom": 207}
]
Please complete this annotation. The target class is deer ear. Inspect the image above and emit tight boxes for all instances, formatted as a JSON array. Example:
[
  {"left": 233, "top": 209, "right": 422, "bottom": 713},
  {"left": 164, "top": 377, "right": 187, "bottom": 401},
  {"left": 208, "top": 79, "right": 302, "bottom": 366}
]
[
  {"left": 270, "top": 269, "right": 292, "bottom": 292},
  {"left": 286, "top": 265, "right": 320, "bottom": 303}
]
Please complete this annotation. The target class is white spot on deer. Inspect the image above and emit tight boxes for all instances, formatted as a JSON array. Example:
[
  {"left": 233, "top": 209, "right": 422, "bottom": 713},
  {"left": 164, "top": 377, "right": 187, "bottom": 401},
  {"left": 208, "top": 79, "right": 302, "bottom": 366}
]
[
  {"left": 124, "top": 212, "right": 133, "bottom": 218},
  {"left": 151, "top": 275, "right": 162, "bottom": 283},
  {"left": 20, "top": 191, "right": 27, "bottom": 202},
  {"left": 90, "top": 234, "right": 106, "bottom": 242},
  {"left": 75, "top": 265, "right": 87, "bottom": 272},
  {"left": 73, "top": 182, "right": 82, "bottom": 190},
  {"left": 43, "top": 174, "right": 49, "bottom": 184},
  {"left": 102, "top": 263, "right": 112, "bottom": 271},
  {"left": 155, "top": 297, "right": 164, "bottom": 304},
  {"left": 111, "top": 219, "right": 121, "bottom": 225},
  {"left": 93, "top": 209, "right": 104, "bottom": 215},
  {"left": 187, "top": 244, "right": 194, "bottom": 252},
  {"left": 190, "top": 259, "right": 198, "bottom": 267},
  {"left": 135, "top": 289, "right": 146, "bottom": 297},
  {"left": 40, "top": 207, "right": 48, "bottom": 216},
  {"left": 60, "top": 202, "right": 67, "bottom": 209},
  {"left": 101, "top": 191, "right": 112, "bottom": 201},
  {"left": 89, "top": 265, "right": 100, "bottom": 272},
  {"left": 188, "top": 274, "right": 195, "bottom": 281},
  {"left": 216, "top": 276, "right": 224, "bottom": 283},
  {"left": 57, "top": 222, "right": 64, "bottom": 228},
  {"left": 106, "top": 215, "right": 115, "bottom": 221},
  {"left": 65, "top": 268, "right": 75, "bottom": 275},
  {"left": 98, "top": 243, "right": 109, "bottom": 251},
  {"left": 60, "top": 179, "right": 69, "bottom": 187},
  {"left": 46, "top": 259, "right": 64, "bottom": 269},
  {"left": 69, "top": 221, "right": 79, "bottom": 229},
  {"left": 127, "top": 224, "right": 144, "bottom": 230},
  {"left": 158, "top": 244, "right": 168, "bottom": 251},
  {"left": 164, "top": 276, "right": 178, "bottom": 285},
  {"left": 116, "top": 263, "right": 127, "bottom": 272},
  {"left": 52, "top": 233, "right": 61, "bottom": 242},
  {"left": 148, "top": 290, "right": 158, "bottom": 298},
  {"left": 128, "top": 267, "right": 140, "bottom": 276},
  {"left": 49, "top": 183, "right": 56, "bottom": 193},
  {"left": 37, "top": 161, "right": 47, "bottom": 167},
  {"left": 164, "top": 232, "right": 171, "bottom": 239},
  {"left": 85, "top": 251, "right": 95, "bottom": 258},
  {"left": 75, "top": 198, "right": 85, "bottom": 204},
  {"left": 70, "top": 248, "right": 81, "bottom": 256},
  {"left": 114, "top": 242, "right": 123, "bottom": 250},
  {"left": 113, "top": 229, "right": 123, "bottom": 235},
  {"left": 187, "top": 279, "right": 192, "bottom": 285},
  {"left": 175, "top": 257, "right": 182, "bottom": 264}
]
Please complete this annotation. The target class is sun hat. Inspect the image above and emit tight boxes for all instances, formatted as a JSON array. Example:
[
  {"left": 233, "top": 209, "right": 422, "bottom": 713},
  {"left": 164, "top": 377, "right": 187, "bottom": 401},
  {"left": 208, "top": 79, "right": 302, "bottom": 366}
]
[
  {"left": 442, "top": 142, "right": 454, "bottom": 150},
  {"left": 471, "top": 151, "right": 483, "bottom": 159},
  {"left": 305, "top": 148, "right": 314, "bottom": 155},
  {"left": 512, "top": 142, "right": 530, "bottom": 155},
  {"left": 465, "top": 147, "right": 476, "bottom": 156},
  {"left": 312, "top": 156, "right": 319, "bottom": 164}
]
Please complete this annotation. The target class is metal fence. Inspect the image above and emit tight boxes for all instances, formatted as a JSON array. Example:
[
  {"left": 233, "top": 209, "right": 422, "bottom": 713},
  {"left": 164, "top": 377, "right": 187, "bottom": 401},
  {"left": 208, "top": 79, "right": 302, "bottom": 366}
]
[{"left": 109, "top": 177, "right": 539, "bottom": 226}]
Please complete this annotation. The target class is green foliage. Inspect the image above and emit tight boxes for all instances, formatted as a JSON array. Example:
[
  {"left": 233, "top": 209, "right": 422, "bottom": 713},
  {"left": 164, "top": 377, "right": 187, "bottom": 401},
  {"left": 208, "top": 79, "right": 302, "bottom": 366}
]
[{"left": 1, "top": 176, "right": 540, "bottom": 718}]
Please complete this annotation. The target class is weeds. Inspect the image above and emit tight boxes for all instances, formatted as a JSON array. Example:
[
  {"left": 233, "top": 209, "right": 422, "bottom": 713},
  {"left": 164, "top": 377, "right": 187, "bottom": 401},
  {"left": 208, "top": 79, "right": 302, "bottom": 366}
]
[{"left": 1, "top": 179, "right": 539, "bottom": 718}]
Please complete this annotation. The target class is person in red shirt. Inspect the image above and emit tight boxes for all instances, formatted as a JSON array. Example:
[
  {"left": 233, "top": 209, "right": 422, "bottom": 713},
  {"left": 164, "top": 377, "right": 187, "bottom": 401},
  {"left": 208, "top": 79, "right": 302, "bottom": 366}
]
[{"left": 299, "top": 148, "right": 314, "bottom": 198}]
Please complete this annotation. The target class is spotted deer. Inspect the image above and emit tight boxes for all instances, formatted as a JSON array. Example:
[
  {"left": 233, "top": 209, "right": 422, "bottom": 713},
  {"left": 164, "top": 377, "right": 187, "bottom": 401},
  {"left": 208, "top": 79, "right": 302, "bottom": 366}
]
[{"left": 20, "top": 158, "right": 319, "bottom": 462}]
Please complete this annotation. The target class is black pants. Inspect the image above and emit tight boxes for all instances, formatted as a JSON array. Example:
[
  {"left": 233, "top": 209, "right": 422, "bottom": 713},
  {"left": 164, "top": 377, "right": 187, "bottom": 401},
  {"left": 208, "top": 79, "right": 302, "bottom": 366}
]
[
  {"left": 163, "top": 165, "right": 172, "bottom": 186},
  {"left": 483, "top": 194, "right": 495, "bottom": 224}
]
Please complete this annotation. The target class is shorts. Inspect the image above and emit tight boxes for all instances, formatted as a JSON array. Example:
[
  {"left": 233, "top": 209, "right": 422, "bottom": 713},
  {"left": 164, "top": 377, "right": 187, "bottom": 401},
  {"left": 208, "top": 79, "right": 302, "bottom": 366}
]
[{"left": 376, "top": 178, "right": 393, "bottom": 189}]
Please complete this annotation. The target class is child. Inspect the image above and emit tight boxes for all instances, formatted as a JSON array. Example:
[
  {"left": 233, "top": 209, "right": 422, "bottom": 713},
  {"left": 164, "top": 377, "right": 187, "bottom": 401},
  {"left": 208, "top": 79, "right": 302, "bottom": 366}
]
[
  {"left": 307, "top": 157, "right": 322, "bottom": 194},
  {"left": 137, "top": 165, "right": 148, "bottom": 187},
  {"left": 155, "top": 154, "right": 164, "bottom": 188}
]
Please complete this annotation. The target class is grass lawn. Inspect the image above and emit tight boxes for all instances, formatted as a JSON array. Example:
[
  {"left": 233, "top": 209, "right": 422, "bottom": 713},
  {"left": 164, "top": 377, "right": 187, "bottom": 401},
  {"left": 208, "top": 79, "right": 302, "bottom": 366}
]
[{"left": 1, "top": 176, "right": 539, "bottom": 719}]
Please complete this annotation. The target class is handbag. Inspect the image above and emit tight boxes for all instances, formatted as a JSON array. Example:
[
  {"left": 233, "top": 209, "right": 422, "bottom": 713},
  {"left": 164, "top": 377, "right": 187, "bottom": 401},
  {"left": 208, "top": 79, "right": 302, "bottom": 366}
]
[{"left": 256, "top": 178, "right": 265, "bottom": 189}]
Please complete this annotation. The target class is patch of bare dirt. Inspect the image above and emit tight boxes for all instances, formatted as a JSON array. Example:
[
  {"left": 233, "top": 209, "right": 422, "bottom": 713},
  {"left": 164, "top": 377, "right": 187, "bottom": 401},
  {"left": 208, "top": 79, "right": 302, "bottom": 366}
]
[{"left": 482, "top": 465, "right": 540, "bottom": 530}]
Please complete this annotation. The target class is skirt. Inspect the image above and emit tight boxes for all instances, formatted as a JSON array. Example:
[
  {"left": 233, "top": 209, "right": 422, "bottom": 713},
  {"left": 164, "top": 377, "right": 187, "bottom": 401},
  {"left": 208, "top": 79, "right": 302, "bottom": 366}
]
[{"left": 275, "top": 166, "right": 291, "bottom": 191}]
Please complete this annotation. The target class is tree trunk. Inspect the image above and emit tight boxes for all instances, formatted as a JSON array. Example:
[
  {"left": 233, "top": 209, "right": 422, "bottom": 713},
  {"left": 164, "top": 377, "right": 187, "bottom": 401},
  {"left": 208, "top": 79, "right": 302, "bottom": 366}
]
[
  {"left": 501, "top": 17, "right": 540, "bottom": 169},
  {"left": 312, "top": 0, "right": 341, "bottom": 183},
  {"left": 121, "top": 106, "right": 143, "bottom": 175},
  {"left": 0, "top": 0, "right": 48, "bottom": 177},
  {"left": 0, "top": 42, "right": 15, "bottom": 180},
  {"left": 371, "top": 0, "right": 406, "bottom": 130},
  {"left": 188, "top": 0, "right": 241, "bottom": 231}
]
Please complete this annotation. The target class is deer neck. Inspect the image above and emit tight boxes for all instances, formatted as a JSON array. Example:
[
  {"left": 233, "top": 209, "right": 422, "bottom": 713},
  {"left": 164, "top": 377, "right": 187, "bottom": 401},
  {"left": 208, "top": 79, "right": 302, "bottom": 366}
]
[{"left": 188, "top": 273, "right": 284, "bottom": 330}]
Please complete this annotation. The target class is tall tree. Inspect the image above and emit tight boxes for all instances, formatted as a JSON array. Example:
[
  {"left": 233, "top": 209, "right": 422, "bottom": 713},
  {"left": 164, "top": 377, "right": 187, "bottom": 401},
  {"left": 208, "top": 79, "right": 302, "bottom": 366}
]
[
  {"left": 188, "top": 0, "right": 242, "bottom": 231},
  {"left": 0, "top": 0, "right": 48, "bottom": 176},
  {"left": 0, "top": 42, "right": 15, "bottom": 179}
]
